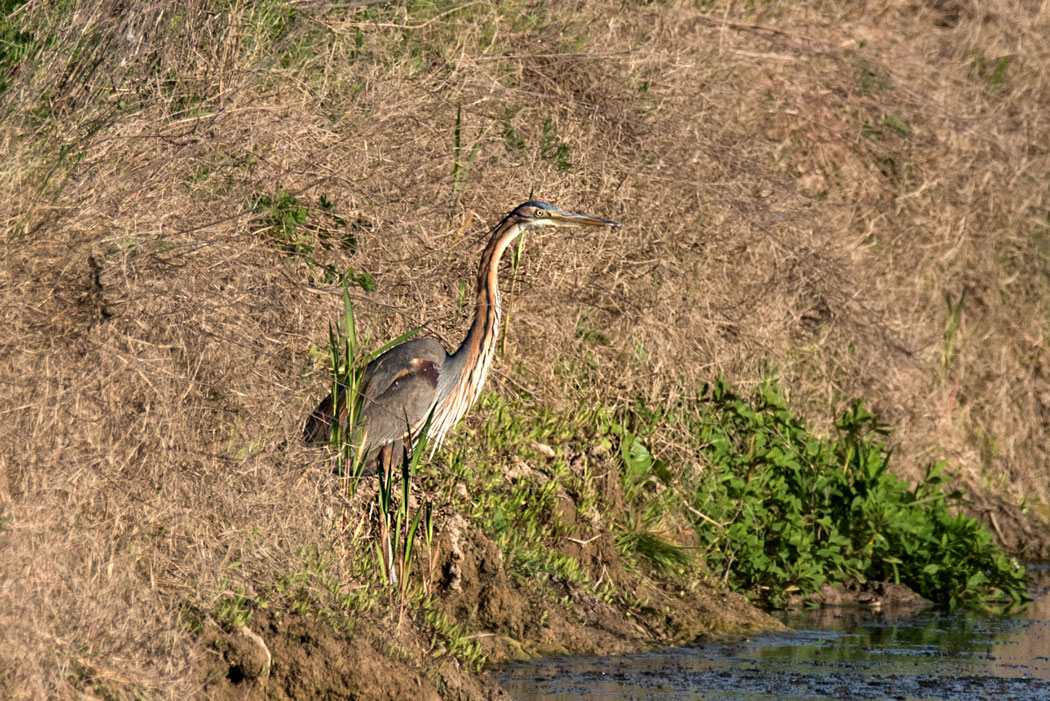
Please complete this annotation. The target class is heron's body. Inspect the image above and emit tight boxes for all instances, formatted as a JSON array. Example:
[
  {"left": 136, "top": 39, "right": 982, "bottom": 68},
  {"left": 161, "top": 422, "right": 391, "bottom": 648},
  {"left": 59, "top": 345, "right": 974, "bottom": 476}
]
[{"left": 303, "top": 201, "right": 620, "bottom": 472}]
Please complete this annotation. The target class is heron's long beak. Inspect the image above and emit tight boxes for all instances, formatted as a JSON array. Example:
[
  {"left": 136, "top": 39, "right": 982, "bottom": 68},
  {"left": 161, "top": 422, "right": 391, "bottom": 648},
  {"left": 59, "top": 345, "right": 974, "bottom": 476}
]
[{"left": 549, "top": 209, "right": 622, "bottom": 228}]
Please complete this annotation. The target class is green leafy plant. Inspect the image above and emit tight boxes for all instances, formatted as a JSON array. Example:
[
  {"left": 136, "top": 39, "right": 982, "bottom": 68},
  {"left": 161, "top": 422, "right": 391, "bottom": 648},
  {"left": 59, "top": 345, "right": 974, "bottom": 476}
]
[
  {"left": 540, "top": 116, "right": 572, "bottom": 171},
  {"left": 443, "top": 374, "right": 1026, "bottom": 614},
  {"left": 215, "top": 583, "right": 254, "bottom": 630},
  {"left": 440, "top": 394, "right": 605, "bottom": 595},
  {"left": 422, "top": 605, "right": 487, "bottom": 672},
  {"left": 614, "top": 427, "right": 691, "bottom": 575},
  {"left": 631, "top": 377, "right": 1031, "bottom": 610},
  {"left": 451, "top": 105, "right": 484, "bottom": 210},
  {"left": 253, "top": 189, "right": 375, "bottom": 289}
]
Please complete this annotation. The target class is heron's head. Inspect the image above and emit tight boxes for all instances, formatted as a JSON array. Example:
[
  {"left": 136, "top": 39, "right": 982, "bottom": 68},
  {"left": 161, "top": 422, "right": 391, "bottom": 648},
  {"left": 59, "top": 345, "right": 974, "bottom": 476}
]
[{"left": 509, "top": 201, "right": 621, "bottom": 231}]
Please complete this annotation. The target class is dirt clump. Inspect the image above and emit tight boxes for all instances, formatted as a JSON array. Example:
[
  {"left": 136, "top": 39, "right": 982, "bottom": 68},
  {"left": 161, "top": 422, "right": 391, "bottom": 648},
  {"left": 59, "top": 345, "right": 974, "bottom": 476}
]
[
  {"left": 438, "top": 518, "right": 532, "bottom": 643},
  {"left": 794, "top": 580, "right": 931, "bottom": 613},
  {"left": 199, "top": 612, "right": 462, "bottom": 701}
]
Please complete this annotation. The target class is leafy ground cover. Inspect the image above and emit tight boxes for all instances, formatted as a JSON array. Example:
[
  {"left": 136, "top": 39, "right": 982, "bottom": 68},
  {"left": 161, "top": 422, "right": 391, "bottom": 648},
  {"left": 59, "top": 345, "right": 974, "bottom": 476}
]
[{"left": 616, "top": 379, "right": 1029, "bottom": 610}]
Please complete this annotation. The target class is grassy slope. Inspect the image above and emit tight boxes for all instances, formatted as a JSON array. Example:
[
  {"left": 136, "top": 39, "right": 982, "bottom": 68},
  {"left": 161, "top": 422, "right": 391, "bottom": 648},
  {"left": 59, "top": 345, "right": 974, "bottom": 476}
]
[{"left": 1, "top": 0, "right": 1048, "bottom": 696}]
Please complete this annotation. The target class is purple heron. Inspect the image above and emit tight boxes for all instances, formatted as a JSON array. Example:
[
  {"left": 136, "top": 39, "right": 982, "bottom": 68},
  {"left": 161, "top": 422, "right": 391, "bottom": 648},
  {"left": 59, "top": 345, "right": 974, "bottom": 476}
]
[{"left": 304, "top": 201, "right": 621, "bottom": 472}]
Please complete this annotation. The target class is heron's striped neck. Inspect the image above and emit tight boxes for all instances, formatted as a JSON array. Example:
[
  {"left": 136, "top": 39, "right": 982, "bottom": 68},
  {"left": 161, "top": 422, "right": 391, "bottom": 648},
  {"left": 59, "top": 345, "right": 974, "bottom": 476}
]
[{"left": 430, "top": 218, "right": 524, "bottom": 444}]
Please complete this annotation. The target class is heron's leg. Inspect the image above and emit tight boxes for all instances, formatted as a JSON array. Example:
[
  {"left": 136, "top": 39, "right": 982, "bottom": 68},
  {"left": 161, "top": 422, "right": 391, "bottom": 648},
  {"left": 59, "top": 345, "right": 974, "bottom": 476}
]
[
  {"left": 390, "top": 440, "right": 407, "bottom": 474},
  {"left": 370, "top": 444, "right": 392, "bottom": 479}
]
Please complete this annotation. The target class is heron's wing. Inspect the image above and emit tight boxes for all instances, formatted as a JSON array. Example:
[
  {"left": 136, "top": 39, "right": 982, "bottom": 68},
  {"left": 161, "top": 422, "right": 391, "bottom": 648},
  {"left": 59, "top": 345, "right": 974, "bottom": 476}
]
[
  {"left": 303, "top": 337, "right": 446, "bottom": 445},
  {"left": 357, "top": 355, "right": 443, "bottom": 450},
  {"left": 359, "top": 338, "right": 445, "bottom": 403}
]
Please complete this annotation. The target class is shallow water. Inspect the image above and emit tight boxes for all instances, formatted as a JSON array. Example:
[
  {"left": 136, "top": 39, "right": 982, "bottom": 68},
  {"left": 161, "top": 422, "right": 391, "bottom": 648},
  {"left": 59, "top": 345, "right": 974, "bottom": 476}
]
[{"left": 500, "top": 565, "right": 1050, "bottom": 700}]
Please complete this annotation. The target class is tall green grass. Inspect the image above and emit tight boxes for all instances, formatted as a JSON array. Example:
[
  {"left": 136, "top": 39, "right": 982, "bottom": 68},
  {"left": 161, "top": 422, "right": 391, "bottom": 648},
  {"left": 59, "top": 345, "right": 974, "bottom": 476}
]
[{"left": 321, "top": 288, "right": 438, "bottom": 621}]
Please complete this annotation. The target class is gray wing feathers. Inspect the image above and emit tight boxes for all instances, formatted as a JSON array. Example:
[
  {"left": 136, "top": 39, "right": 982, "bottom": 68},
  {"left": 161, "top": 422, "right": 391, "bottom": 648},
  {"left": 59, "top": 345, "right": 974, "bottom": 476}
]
[
  {"left": 356, "top": 338, "right": 446, "bottom": 448},
  {"left": 303, "top": 337, "right": 447, "bottom": 452}
]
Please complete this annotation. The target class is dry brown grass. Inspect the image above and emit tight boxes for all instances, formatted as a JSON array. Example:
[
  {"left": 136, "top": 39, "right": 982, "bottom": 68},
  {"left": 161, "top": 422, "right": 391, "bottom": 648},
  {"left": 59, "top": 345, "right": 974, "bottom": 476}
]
[{"left": 2, "top": 0, "right": 1049, "bottom": 695}]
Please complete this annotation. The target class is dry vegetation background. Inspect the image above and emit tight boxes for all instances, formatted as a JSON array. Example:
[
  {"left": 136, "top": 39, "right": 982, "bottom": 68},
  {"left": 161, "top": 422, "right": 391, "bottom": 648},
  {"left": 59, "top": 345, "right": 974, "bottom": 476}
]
[{"left": 2, "top": 0, "right": 1049, "bottom": 696}]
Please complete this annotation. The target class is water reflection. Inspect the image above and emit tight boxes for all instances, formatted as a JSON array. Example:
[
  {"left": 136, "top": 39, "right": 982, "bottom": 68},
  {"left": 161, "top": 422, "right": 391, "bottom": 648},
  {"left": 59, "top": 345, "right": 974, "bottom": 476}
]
[{"left": 500, "top": 565, "right": 1050, "bottom": 700}]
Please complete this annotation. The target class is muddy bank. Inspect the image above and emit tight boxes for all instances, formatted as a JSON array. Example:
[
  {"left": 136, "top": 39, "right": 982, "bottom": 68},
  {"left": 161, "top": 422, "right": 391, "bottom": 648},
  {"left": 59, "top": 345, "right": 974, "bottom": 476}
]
[
  {"left": 199, "top": 581, "right": 778, "bottom": 701},
  {"left": 195, "top": 518, "right": 944, "bottom": 700},
  {"left": 196, "top": 473, "right": 783, "bottom": 699}
]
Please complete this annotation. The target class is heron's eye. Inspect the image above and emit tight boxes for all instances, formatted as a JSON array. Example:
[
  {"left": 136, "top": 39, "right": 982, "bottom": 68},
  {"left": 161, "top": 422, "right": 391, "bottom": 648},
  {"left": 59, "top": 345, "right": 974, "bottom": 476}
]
[{"left": 533, "top": 208, "right": 547, "bottom": 217}]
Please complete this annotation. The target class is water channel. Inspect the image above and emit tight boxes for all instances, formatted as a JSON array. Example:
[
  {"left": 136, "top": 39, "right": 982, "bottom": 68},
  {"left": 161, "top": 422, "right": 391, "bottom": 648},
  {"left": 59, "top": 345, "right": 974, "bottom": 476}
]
[{"left": 500, "top": 565, "right": 1050, "bottom": 700}]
